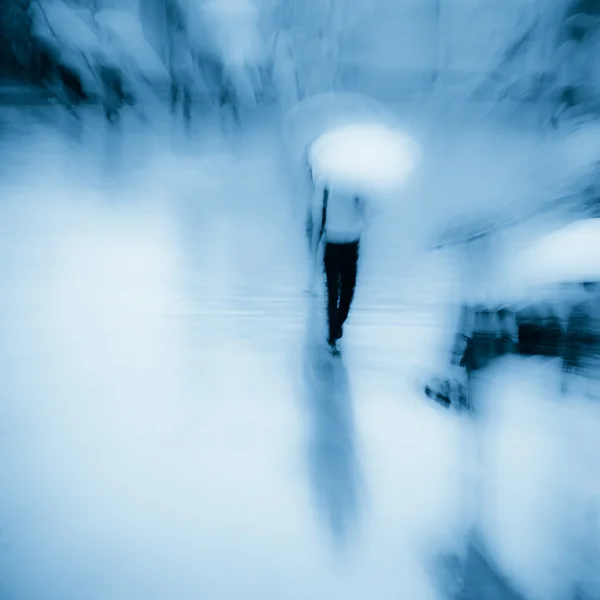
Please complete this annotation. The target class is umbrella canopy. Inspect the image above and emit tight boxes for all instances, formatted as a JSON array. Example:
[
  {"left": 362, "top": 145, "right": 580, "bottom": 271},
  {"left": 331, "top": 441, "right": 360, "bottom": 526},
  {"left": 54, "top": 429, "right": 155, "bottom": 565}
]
[
  {"left": 516, "top": 218, "right": 600, "bottom": 285},
  {"left": 281, "top": 92, "right": 401, "bottom": 166},
  {"left": 95, "top": 9, "right": 168, "bottom": 81},
  {"left": 280, "top": 92, "right": 408, "bottom": 216},
  {"left": 308, "top": 123, "right": 420, "bottom": 197}
]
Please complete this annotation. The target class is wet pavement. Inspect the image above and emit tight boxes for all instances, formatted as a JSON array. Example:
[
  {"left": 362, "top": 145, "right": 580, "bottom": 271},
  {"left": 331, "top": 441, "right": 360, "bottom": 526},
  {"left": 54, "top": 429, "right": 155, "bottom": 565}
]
[{"left": 0, "top": 108, "right": 598, "bottom": 600}]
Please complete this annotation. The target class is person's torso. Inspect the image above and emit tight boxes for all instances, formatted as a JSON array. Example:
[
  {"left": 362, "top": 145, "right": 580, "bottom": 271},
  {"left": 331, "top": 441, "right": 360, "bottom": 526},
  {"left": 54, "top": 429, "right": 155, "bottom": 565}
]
[{"left": 324, "top": 190, "right": 364, "bottom": 243}]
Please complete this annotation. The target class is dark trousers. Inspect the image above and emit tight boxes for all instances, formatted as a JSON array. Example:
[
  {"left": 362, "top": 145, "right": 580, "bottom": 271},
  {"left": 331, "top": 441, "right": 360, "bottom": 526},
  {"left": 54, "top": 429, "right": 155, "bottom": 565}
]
[{"left": 324, "top": 241, "right": 359, "bottom": 342}]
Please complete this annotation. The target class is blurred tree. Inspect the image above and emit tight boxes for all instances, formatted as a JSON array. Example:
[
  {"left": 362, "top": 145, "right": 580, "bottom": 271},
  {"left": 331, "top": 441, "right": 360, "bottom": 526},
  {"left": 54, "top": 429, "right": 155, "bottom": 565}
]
[
  {"left": 481, "top": 0, "right": 600, "bottom": 121},
  {"left": 271, "top": 0, "right": 349, "bottom": 96},
  {"left": 0, "top": 0, "right": 34, "bottom": 78},
  {"left": 553, "top": 0, "right": 600, "bottom": 119}
]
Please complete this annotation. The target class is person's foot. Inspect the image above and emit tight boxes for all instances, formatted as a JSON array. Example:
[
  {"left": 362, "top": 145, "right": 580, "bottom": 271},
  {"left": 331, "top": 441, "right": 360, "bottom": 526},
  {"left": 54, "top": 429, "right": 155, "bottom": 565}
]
[
  {"left": 335, "top": 324, "right": 343, "bottom": 341},
  {"left": 327, "top": 338, "right": 341, "bottom": 356}
]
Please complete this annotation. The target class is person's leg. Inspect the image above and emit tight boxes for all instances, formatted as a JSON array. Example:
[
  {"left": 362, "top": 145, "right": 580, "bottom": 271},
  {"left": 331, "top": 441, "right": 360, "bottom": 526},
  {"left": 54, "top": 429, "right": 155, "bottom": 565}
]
[
  {"left": 324, "top": 243, "right": 341, "bottom": 344},
  {"left": 337, "top": 242, "right": 359, "bottom": 337}
]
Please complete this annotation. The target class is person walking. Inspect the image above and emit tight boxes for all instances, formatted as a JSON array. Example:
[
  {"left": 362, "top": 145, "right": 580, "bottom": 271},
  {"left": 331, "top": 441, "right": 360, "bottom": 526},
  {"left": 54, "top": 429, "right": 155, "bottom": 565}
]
[{"left": 311, "top": 183, "right": 366, "bottom": 354}]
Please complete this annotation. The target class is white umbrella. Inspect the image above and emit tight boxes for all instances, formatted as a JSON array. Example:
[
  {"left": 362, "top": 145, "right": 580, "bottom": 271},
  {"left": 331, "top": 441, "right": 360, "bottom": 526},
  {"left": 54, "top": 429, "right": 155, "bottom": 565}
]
[
  {"left": 281, "top": 92, "right": 400, "bottom": 164},
  {"left": 308, "top": 123, "right": 420, "bottom": 197},
  {"left": 517, "top": 219, "right": 600, "bottom": 285},
  {"left": 95, "top": 9, "right": 168, "bottom": 81},
  {"left": 281, "top": 92, "right": 405, "bottom": 219}
]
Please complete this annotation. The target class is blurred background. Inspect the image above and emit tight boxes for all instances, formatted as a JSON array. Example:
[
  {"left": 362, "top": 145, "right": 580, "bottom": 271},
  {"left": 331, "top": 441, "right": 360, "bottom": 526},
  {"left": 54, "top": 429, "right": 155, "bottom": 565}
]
[{"left": 1, "top": 1, "right": 600, "bottom": 600}]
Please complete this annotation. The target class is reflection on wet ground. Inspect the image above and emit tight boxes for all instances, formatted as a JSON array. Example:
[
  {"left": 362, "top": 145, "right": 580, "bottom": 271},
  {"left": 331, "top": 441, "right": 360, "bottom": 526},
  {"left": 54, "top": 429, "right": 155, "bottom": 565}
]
[
  {"left": 0, "top": 110, "right": 598, "bottom": 599},
  {"left": 301, "top": 332, "right": 362, "bottom": 547}
]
